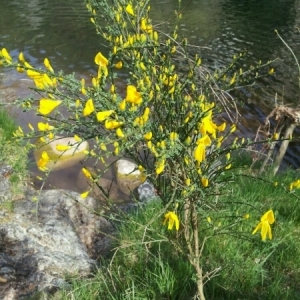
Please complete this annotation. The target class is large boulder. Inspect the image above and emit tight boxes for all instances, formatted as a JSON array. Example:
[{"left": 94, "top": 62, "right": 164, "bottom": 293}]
[{"left": 0, "top": 165, "right": 114, "bottom": 299}]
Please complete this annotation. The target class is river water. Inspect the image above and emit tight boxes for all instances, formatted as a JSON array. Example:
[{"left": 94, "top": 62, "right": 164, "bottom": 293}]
[{"left": 0, "top": 0, "right": 300, "bottom": 193}]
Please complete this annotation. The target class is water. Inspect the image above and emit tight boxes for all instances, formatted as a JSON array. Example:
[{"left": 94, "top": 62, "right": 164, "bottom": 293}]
[{"left": 0, "top": 0, "right": 300, "bottom": 193}]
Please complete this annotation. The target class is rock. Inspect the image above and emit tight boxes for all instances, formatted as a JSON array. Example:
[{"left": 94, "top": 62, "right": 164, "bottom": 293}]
[
  {"left": 34, "top": 136, "right": 89, "bottom": 171},
  {"left": 113, "top": 180, "right": 158, "bottom": 214},
  {"left": 137, "top": 180, "right": 157, "bottom": 203},
  {"left": 0, "top": 165, "right": 114, "bottom": 299},
  {"left": 114, "top": 159, "right": 145, "bottom": 195}
]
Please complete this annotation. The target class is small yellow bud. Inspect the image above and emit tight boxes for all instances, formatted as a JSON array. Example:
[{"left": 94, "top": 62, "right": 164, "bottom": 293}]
[
  {"left": 81, "top": 191, "right": 90, "bottom": 198},
  {"left": 201, "top": 177, "right": 209, "bottom": 187},
  {"left": 243, "top": 214, "right": 250, "bottom": 220},
  {"left": 269, "top": 68, "right": 275, "bottom": 75},
  {"left": 230, "top": 124, "right": 236, "bottom": 133},
  {"left": 28, "top": 123, "right": 34, "bottom": 131},
  {"left": 140, "top": 62, "right": 146, "bottom": 71},
  {"left": 116, "top": 128, "right": 125, "bottom": 138},
  {"left": 115, "top": 61, "right": 123, "bottom": 69},
  {"left": 100, "top": 143, "right": 107, "bottom": 151}
]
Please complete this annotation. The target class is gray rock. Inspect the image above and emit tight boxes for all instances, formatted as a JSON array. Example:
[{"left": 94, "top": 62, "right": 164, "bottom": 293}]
[
  {"left": 137, "top": 180, "right": 157, "bottom": 203},
  {"left": 0, "top": 165, "right": 114, "bottom": 299},
  {"left": 113, "top": 180, "right": 158, "bottom": 214}
]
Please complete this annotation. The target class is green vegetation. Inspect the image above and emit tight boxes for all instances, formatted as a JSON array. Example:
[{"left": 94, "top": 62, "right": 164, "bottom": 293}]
[
  {"left": 0, "top": 0, "right": 299, "bottom": 299},
  {"left": 0, "top": 107, "right": 28, "bottom": 191},
  {"left": 52, "top": 164, "right": 300, "bottom": 300},
  {"left": 0, "top": 107, "right": 17, "bottom": 139}
]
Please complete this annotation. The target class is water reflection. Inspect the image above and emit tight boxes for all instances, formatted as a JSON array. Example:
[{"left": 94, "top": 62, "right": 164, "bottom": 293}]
[{"left": 0, "top": 0, "right": 106, "bottom": 73}]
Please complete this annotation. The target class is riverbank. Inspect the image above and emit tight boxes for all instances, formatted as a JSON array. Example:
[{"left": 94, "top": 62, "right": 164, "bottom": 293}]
[{"left": 1, "top": 106, "right": 300, "bottom": 299}]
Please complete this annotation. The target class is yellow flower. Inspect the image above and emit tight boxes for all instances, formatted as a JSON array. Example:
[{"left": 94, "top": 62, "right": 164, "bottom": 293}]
[
  {"left": 39, "top": 98, "right": 62, "bottom": 115},
  {"left": 201, "top": 177, "right": 209, "bottom": 187},
  {"left": 105, "top": 120, "right": 123, "bottom": 129},
  {"left": 116, "top": 128, "right": 125, "bottom": 138},
  {"left": 96, "top": 110, "right": 114, "bottom": 122},
  {"left": 100, "top": 143, "right": 107, "bottom": 151},
  {"left": 139, "top": 62, "right": 146, "bottom": 71},
  {"left": 56, "top": 144, "right": 72, "bottom": 151},
  {"left": 81, "top": 191, "right": 90, "bottom": 198},
  {"left": 199, "top": 112, "right": 217, "bottom": 136},
  {"left": 169, "top": 132, "right": 178, "bottom": 141},
  {"left": 125, "top": 4, "right": 134, "bottom": 16},
  {"left": 230, "top": 124, "right": 236, "bottom": 133},
  {"left": 38, "top": 122, "right": 54, "bottom": 131},
  {"left": 83, "top": 99, "right": 95, "bottom": 116},
  {"left": 115, "top": 61, "right": 123, "bottom": 69},
  {"left": 74, "top": 134, "right": 82, "bottom": 142},
  {"left": 94, "top": 52, "right": 108, "bottom": 67},
  {"left": 196, "top": 134, "right": 211, "bottom": 146},
  {"left": 113, "top": 141, "right": 119, "bottom": 155},
  {"left": 218, "top": 122, "right": 226, "bottom": 131},
  {"left": 140, "top": 18, "right": 153, "bottom": 33},
  {"left": 207, "top": 217, "right": 212, "bottom": 223},
  {"left": 37, "top": 151, "right": 50, "bottom": 171},
  {"left": 95, "top": 52, "right": 108, "bottom": 77},
  {"left": 144, "top": 132, "right": 152, "bottom": 140},
  {"left": 252, "top": 210, "right": 275, "bottom": 241},
  {"left": 194, "top": 143, "right": 206, "bottom": 163},
  {"left": 19, "top": 52, "right": 25, "bottom": 63},
  {"left": 82, "top": 167, "right": 92, "bottom": 180},
  {"left": 1, "top": 48, "right": 12, "bottom": 63},
  {"left": 125, "top": 85, "right": 142, "bottom": 105},
  {"left": 48, "top": 132, "right": 55, "bottom": 140},
  {"left": 163, "top": 211, "right": 179, "bottom": 230},
  {"left": 119, "top": 99, "right": 126, "bottom": 111},
  {"left": 44, "top": 58, "right": 54, "bottom": 72},
  {"left": 289, "top": 179, "right": 300, "bottom": 190},
  {"left": 155, "top": 159, "right": 165, "bottom": 175}
]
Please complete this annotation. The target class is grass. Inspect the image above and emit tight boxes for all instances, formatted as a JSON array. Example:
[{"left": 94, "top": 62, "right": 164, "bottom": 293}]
[
  {"left": 0, "top": 107, "right": 18, "bottom": 140},
  {"left": 52, "top": 155, "right": 300, "bottom": 300},
  {"left": 0, "top": 106, "right": 29, "bottom": 198}
]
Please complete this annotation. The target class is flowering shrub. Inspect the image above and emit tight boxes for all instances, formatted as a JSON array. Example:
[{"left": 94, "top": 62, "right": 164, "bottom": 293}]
[{"left": 0, "top": 1, "right": 278, "bottom": 298}]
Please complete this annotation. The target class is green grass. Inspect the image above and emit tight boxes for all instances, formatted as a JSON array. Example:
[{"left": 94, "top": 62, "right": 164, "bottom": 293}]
[
  {"left": 49, "top": 152, "right": 300, "bottom": 300},
  {"left": 0, "top": 107, "right": 28, "bottom": 194},
  {"left": 0, "top": 107, "right": 18, "bottom": 140}
]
